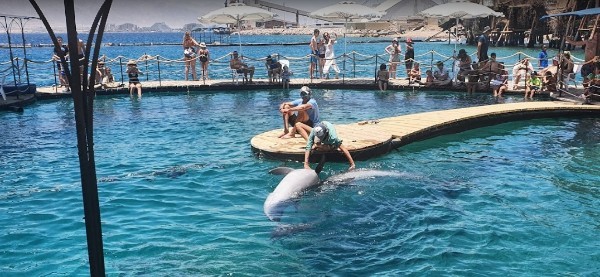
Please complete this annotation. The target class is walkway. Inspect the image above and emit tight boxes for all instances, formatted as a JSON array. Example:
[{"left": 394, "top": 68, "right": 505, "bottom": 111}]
[
  {"left": 34, "top": 77, "right": 550, "bottom": 99},
  {"left": 251, "top": 101, "right": 600, "bottom": 162}
]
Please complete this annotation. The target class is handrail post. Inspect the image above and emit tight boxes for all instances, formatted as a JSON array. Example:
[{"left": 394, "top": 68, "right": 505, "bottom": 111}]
[
  {"left": 375, "top": 54, "right": 378, "bottom": 83},
  {"left": 430, "top": 51, "right": 434, "bottom": 72},
  {"left": 342, "top": 53, "right": 346, "bottom": 84},
  {"left": 53, "top": 59, "right": 58, "bottom": 92},
  {"left": 353, "top": 52, "right": 356, "bottom": 78},
  {"left": 15, "top": 57, "right": 22, "bottom": 84},
  {"left": 119, "top": 57, "right": 124, "bottom": 87},
  {"left": 25, "top": 58, "right": 31, "bottom": 86},
  {"left": 144, "top": 52, "right": 148, "bottom": 81},
  {"left": 157, "top": 55, "right": 161, "bottom": 87}
]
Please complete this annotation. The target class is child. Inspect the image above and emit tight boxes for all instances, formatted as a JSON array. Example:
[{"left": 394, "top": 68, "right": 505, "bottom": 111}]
[
  {"left": 490, "top": 70, "right": 508, "bottom": 97},
  {"left": 377, "top": 63, "right": 389, "bottom": 91},
  {"left": 421, "top": 69, "right": 434, "bottom": 87},
  {"left": 281, "top": 65, "right": 292, "bottom": 89},
  {"left": 409, "top": 62, "right": 421, "bottom": 85},
  {"left": 525, "top": 71, "right": 541, "bottom": 98}
]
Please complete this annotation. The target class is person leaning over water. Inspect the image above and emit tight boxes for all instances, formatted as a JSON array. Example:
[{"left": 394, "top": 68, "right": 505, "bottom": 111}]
[
  {"left": 304, "top": 121, "right": 355, "bottom": 171},
  {"left": 278, "top": 86, "right": 320, "bottom": 140},
  {"left": 127, "top": 59, "right": 143, "bottom": 98}
]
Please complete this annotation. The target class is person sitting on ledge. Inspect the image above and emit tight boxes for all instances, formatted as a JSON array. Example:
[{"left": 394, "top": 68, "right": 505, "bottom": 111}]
[
  {"left": 304, "top": 121, "right": 355, "bottom": 171},
  {"left": 265, "top": 55, "right": 282, "bottom": 84},
  {"left": 408, "top": 62, "right": 421, "bottom": 85},
  {"left": 230, "top": 51, "right": 255, "bottom": 84},
  {"left": 432, "top": 61, "right": 452, "bottom": 86},
  {"left": 278, "top": 86, "right": 320, "bottom": 140},
  {"left": 377, "top": 63, "right": 389, "bottom": 91},
  {"left": 421, "top": 69, "right": 434, "bottom": 87}
]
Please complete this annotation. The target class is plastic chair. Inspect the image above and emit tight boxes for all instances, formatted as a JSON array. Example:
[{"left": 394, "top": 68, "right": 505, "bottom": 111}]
[
  {"left": 565, "top": 63, "right": 581, "bottom": 89},
  {"left": 231, "top": 68, "right": 244, "bottom": 85}
]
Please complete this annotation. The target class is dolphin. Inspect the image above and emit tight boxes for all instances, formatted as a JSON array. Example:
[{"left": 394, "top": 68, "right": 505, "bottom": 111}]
[{"left": 264, "top": 165, "right": 410, "bottom": 221}]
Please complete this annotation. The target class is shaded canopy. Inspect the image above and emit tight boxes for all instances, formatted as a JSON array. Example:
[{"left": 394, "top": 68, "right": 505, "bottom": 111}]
[
  {"left": 310, "top": 1, "right": 385, "bottom": 21},
  {"left": 541, "top": 7, "right": 600, "bottom": 20},
  {"left": 418, "top": 0, "right": 503, "bottom": 19},
  {"left": 199, "top": 3, "right": 275, "bottom": 25}
]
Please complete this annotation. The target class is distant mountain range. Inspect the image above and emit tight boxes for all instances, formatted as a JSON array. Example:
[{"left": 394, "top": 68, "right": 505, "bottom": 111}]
[{"left": 105, "top": 22, "right": 204, "bottom": 33}]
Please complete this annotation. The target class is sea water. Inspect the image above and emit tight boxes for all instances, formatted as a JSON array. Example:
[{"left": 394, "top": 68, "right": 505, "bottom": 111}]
[{"left": 1, "top": 89, "right": 599, "bottom": 275}]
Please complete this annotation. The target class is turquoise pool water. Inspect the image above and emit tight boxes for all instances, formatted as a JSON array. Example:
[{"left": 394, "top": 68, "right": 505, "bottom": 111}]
[{"left": 1, "top": 89, "right": 599, "bottom": 275}]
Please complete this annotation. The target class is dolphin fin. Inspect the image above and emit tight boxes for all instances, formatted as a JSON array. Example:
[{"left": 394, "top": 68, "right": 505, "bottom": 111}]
[
  {"left": 314, "top": 154, "right": 326, "bottom": 174},
  {"left": 269, "top": 167, "right": 295, "bottom": 175}
]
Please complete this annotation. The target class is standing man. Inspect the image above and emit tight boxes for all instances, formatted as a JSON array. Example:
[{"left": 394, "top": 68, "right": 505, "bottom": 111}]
[
  {"left": 566, "top": 33, "right": 599, "bottom": 84},
  {"left": 52, "top": 36, "right": 70, "bottom": 92},
  {"left": 309, "top": 29, "right": 320, "bottom": 79},
  {"left": 538, "top": 45, "right": 549, "bottom": 69},
  {"left": 477, "top": 26, "right": 491, "bottom": 64},
  {"left": 279, "top": 86, "right": 320, "bottom": 140}
]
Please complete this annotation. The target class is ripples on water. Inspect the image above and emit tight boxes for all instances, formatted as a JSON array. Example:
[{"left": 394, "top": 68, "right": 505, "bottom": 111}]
[{"left": 0, "top": 89, "right": 598, "bottom": 275}]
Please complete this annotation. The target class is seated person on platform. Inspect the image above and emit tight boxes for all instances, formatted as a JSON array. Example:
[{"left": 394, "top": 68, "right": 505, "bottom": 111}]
[
  {"left": 304, "top": 121, "right": 355, "bottom": 171},
  {"left": 421, "top": 69, "right": 434, "bottom": 87},
  {"left": 456, "top": 49, "right": 472, "bottom": 82},
  {"left": 543, "top": 71, "right": 557, "bottom": 94},
  {"left": 409, "top": 62, "right": 421, "bottom": 84},
  {"left": 101, "top": 66, "right": 117, "bottom": 89},
  {"left": 265, "top": 55, "right": 282, "bottom": 84},
  {"left": 490, "top": 70, "right": 508, "bottom": 97},
  {"left": 478, "top": 52, "right": 501, "bottom": 85},
  {"left": 93, "top": 61, "right": 106, "bottom": 88},
  {"left": 512, "top": 58, "right": 534, "bottom": 89},
  {"left": 582, "top": 65, "right": 600, "bottom": 102},
  {"left": 281, "top": 65, "right": 292, "bottom": 89},
  {"left": 278, "top": 86, "right": 320, "bottom": 140},
  {"left": 465, "top": 62, "right": 480, "bottom": 94},
  {"left": 433, "top": 61, "right": 451, "bottom": 86},
  {"left": 230, "top": 51, "right": 255, "bottom": 84},
  {"left": 540, "top": 56, "right": 559, "bottom": 78},
  {"left": 525, "top": 71, "right": 542, "bottom": 98},
  {"left": 377, "top": 63, "right": 389, "bottom": 91}
]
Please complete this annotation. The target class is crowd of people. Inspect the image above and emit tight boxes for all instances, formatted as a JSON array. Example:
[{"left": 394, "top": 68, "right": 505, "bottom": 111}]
[{"left": 50, "top": 28, "right": 599, "bottom": 101}]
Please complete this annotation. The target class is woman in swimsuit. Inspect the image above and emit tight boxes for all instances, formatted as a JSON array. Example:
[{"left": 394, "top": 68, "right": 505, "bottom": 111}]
[
  {"left": 385, "top": 38, "right": 402, "bottom": 79},
  {"left": 127, "top": 60, "right": 143, "bottom": 98},
  {"left": 182, "top": 31, "right": 201, "bottom": 81}
]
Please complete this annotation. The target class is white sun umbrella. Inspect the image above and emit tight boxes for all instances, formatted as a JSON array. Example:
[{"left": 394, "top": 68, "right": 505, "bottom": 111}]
[
  {"left": 199, "top": 3, "right": 275, "bottom": 53},
  {"left": 419, "top": 0, "right": 503, "bottom": 49},
  {"left": 310, "top": 1, "right": 385, "bottom": 54}
]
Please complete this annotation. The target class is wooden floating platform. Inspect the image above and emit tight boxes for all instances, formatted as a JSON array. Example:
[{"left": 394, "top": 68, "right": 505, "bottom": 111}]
[
  {"left": 251, "top": 101, "right": 600, "bottom": 163},
  {"left": 35, "top": 77, "right": 551, "bottom": 99}
]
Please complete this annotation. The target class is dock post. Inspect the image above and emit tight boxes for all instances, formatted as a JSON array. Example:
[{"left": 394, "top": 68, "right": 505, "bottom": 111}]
[{"left": 119, "top": 57, "right": 124, "bottom": 87}]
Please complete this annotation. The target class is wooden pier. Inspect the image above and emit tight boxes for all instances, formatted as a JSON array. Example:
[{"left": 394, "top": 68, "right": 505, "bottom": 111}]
[{"left": 251, "top": 101, "right": 600, "bottom": 162}]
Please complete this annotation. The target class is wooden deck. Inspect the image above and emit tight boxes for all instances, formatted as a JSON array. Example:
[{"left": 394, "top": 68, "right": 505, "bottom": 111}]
[
  {"left": 34, "top": 77, "right": 546, "bottom": 99},
  {"left": 251, "top": 101, "right": 600, "bottom": 162}
]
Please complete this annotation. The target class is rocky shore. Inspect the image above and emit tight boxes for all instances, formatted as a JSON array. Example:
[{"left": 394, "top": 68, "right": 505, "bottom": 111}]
[{"left": 238, "top": 25, "right": 448, "bottom": 42}]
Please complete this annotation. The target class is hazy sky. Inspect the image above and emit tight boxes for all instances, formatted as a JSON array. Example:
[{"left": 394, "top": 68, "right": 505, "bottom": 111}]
[{"left": 4, "top": 0, "right": 358, "bottom": 29}]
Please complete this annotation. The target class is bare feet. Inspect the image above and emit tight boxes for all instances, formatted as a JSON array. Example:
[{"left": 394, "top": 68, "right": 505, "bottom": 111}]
[
  {"left": 277, "top": 131, "right": 289, "bottom": 138},
  {"left": 280, "top": 134, "right": 295, "bottom": 139}
]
